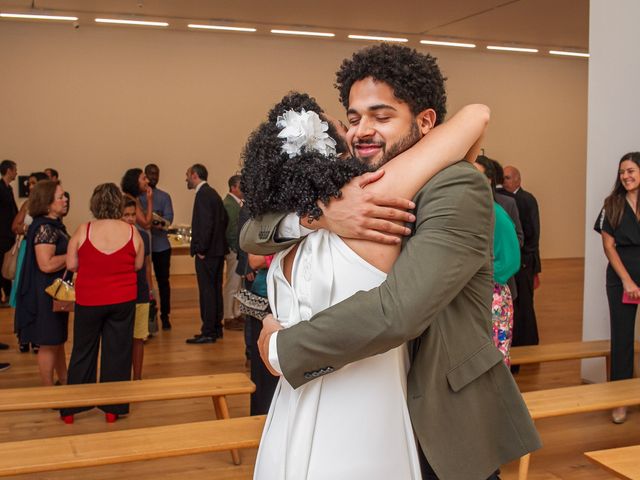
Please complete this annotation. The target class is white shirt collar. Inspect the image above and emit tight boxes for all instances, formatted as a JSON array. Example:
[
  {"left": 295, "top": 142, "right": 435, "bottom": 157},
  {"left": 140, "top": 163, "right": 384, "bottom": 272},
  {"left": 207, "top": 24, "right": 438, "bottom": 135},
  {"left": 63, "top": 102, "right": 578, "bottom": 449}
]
[
  {"left": 513, "top": 187, "right": 521, "bottom": 194},
  {"left": 228, "top": 192, "right": 242, "bottom": 205},
  {"left": 195, "top": 181, "right": 207, "bottom": 193}
]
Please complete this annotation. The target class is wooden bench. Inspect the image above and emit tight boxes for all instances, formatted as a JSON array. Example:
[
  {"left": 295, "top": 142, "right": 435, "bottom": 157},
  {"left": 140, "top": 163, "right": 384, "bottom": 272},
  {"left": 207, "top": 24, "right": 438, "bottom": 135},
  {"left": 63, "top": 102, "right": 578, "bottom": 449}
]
[
  {"left": 510, "top": 339, "right": 640, "bottom": 372},
  {"left": 0, "top": 373, "right": 255, "bottom": 465},
  {"left": 518, "top": 378, "right": 640, "bottom": 480},
  {"left": 585, "top": 444, "right": 640, "bottom": 479},
  {"left": 0, "top": 415, "right": 266, "bottom": 477}
]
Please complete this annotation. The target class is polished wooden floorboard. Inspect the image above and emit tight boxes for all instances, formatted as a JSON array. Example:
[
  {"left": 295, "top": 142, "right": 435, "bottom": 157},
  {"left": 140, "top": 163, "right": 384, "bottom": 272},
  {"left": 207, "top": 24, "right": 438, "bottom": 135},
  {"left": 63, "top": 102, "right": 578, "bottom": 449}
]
[{"left": 0, "top": 258, "right": 637, "bottom": 479}]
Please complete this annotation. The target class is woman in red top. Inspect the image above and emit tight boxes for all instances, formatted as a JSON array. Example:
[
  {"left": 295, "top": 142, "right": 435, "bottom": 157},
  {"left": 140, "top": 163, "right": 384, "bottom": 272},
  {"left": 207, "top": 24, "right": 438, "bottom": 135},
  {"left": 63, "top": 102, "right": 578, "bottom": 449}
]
[{"left": 60, "top": 183, "right": 144, "bottom": 424}]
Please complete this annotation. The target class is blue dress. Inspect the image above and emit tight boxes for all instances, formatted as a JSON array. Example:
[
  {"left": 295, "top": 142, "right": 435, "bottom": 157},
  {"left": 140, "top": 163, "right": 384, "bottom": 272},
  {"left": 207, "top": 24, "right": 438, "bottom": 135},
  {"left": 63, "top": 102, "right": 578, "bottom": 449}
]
[{"left": 15, "top": 216, "right": 69, "bottom": 346}]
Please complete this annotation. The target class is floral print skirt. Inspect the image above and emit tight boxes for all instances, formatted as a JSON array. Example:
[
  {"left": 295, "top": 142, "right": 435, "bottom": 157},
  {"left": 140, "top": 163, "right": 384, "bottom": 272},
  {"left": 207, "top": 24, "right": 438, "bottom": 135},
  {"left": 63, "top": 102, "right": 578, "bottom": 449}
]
[{"left": 492, "top": 283, "right": 514, "bottom": 366}]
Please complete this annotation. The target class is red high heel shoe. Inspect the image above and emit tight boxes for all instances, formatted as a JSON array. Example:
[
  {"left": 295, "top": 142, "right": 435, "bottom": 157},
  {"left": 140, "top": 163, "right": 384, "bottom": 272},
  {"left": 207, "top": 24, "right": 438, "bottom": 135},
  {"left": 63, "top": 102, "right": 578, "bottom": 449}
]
[
  {"left": 105, "top": 413, "right": 118, "bottom": 423},
  {"left": 61, "top": 414, "right": 74, "bottom": 424}
]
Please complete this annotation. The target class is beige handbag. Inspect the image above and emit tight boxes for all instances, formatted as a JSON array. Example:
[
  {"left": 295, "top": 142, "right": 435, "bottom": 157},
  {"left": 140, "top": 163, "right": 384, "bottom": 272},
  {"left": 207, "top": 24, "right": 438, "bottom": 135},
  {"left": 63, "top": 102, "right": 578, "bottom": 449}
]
[{"left": 1, "top": 236, "right": 22, "bottom": 280}]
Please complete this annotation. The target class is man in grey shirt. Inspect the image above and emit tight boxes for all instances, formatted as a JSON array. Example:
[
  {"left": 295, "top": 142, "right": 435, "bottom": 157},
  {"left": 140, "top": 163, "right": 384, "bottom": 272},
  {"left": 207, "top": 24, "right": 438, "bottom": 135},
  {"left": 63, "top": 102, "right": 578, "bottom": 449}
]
[{"left": 139, "top": 163, "right": 174, "bottom": 330}]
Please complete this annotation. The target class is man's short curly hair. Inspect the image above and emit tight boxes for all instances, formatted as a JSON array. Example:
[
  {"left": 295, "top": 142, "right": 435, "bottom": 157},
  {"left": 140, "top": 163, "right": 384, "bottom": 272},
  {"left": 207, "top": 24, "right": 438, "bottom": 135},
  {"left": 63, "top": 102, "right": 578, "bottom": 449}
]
[
  {"left": 335, "top": 44, "right": 447, "bottom": 125},
  {"left": 241, "top": 92, "right": 371, "bottom": 221}
]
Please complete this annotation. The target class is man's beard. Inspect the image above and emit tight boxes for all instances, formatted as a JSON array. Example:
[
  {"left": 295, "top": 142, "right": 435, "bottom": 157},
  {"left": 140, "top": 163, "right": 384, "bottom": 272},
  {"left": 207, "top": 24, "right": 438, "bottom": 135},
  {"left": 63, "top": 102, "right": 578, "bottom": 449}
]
[
  {"left": 352, "top": 121, "right": 422, "bottom": 168},
  {"left": 378, "top": 121, "right": 421, "bottom": 167}
]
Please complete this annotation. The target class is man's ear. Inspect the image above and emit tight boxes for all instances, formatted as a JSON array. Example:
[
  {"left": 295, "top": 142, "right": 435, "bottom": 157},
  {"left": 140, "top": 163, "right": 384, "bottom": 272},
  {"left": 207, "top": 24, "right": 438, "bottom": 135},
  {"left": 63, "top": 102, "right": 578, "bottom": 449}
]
[{"left": 416, "top": 108, "right": 437, "bottom": 134}]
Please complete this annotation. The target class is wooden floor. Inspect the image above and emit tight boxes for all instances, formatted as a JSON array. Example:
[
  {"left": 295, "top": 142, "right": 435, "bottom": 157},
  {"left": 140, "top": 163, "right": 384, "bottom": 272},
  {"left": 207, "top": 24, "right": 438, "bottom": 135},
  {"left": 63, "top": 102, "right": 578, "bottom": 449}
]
[{"left": 0, "top": 258, "right": 638, "bottom": 479}]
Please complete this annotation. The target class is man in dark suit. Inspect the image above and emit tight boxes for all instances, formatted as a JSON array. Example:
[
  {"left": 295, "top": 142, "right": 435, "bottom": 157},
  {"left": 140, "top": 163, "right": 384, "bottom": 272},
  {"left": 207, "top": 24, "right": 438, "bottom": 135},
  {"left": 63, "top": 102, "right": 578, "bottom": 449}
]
[
  {"left": 504, "top": 165, "right": 541, "bottom": 350},
  {"left": 185, "top": 164, "right": 228, "bottom": 344},
  {"left": 0, "top": 160, "right": 18, "bottom": 358},
  {"left": 0, "top": 160, "right": 18, "bottom": 308}
]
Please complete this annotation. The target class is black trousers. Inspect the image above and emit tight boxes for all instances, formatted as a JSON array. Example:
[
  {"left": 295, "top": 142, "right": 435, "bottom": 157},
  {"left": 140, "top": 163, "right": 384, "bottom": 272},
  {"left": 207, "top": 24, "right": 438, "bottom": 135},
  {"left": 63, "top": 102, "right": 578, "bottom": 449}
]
[
  {"left": 242, "top": 278, "right": 254, "bottom": 360},
  {"left": 512, "top": 261, "right": 539, "bottom": 347},
  {"left": 247, "top": 315, "right": 279, "bottom": 416},
  {"left": 61, "top": 301, "right": 135, "bottom": 416},
  {"left": 151, "top": 248, "right": 171, "bottom": 320},
  {"left": 419, "top": 448, "right": 500, "bottom": 480},
  {"left": 0, "top": 244, "right": 11, "bottom": 300},
  {"left": 195, "top": 255, "right": 224, "bottom": 338},
  {"left": 606, "top": 284, "right": 638, "bottom": 381}
]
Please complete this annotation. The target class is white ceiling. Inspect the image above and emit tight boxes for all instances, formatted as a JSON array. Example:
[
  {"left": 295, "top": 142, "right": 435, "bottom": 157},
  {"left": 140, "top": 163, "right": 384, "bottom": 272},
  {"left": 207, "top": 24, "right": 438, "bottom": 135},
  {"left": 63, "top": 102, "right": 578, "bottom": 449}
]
[{"left": 0, "top": 0, "right": 589, "bottom": 49}]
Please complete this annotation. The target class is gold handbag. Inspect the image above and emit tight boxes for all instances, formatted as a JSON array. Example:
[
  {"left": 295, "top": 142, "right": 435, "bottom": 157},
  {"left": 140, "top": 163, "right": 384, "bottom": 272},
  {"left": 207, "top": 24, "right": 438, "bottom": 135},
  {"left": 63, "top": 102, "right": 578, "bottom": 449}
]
[
  {"left": 45, "top": 277, "right": 75, "bottom": 301},
  {"left": 45, "top": 275, "right": 75, "bottom": 312}
]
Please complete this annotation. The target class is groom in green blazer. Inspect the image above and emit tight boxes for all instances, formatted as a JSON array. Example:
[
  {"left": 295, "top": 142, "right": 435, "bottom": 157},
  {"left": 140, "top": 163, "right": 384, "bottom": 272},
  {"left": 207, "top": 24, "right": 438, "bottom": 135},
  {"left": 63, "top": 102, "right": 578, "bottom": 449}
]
[{"left": 241, "top": 44, "right": 540, "bottom": 479}]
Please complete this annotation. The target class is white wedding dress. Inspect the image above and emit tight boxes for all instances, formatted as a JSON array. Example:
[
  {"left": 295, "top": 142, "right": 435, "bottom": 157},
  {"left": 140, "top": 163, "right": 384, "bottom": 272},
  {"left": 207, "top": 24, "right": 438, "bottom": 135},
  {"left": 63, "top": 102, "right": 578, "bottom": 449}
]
[{"left": 253, "top": 230, "right": 421, "bottom": 480}]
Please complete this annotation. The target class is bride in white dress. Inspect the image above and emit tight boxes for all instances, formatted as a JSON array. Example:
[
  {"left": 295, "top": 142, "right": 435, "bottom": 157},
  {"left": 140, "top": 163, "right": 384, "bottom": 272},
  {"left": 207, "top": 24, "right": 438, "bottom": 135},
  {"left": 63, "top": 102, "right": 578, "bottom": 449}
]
[{"left": 241, "top": 92, "right": 489, "bottom": 479}]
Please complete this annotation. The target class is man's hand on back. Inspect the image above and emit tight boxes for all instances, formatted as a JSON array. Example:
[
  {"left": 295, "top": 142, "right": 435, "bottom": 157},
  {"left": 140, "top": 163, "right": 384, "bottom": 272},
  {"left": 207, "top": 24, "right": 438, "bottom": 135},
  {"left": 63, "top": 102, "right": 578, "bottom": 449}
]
[{"left": 314, "top": 170, "right": 416, "bottom": 245}]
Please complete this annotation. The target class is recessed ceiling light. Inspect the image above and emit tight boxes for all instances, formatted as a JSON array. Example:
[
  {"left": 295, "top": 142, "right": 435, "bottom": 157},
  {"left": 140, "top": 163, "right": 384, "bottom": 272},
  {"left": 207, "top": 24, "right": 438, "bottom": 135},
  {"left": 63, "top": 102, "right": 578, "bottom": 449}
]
[
  {"left": 420, "top": 40, "right": 476, "bottom": 48},
  {"left": 188, "top": 24, "right": 256, "bottom": 32},
  {"left": 348, "top": 34, "right": 408, "bottom": 43},
  {"left": 95, "top": 18, "right": 168, "bottom": 27},
  {"left": 270, "top": 29, "right": 334, "bottom": 37},
  {"left": 0, "top": 12, "right": 78, "bottom": 21},
  {"left": 486, "top": 45, "right": 538, "bottom": 53},
  {"left": 549, "top": 50, "right": 589, "bottom": 58}
]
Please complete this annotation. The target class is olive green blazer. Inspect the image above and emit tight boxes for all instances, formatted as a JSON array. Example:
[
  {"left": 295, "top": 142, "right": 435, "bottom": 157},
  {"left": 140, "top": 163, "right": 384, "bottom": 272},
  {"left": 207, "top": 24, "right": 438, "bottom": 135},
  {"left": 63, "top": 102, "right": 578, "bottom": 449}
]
[
  {"left": 223, "top": 194, "right": 241, "bottom": 252},
  {"left": 240, "top": 162, "right": 541, "bottom": 479}
]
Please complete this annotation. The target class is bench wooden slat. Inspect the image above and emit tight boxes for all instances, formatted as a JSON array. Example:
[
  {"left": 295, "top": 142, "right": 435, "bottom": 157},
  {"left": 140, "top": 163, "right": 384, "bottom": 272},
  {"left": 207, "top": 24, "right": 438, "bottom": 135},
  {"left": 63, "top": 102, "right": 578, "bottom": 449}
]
[
  {"left": 522, "top": 378, "right": 640, "bottom": 420},
  {"left": 510, "top": 340, "right": 640, "bottom": 365},
  {"left": 585, "top": 444, "right": 640, "bottom": 479},
  {"left": 0, "top": 416, "right": 266, "bottom": 477},
  {"left": 511, "top": 340, "right": 610, "bottom": 365},
  {"left": 519, "top": 379, "right": 640, "bottom": 480},
  {"left": 0, "top": 374, "right": 255, "bottom": 412}
]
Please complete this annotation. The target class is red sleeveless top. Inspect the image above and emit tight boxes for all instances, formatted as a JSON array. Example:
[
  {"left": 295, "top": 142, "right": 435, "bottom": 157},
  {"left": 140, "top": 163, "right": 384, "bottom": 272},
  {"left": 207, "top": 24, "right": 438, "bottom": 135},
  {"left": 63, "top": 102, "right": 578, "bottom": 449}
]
[{"left": 75, "top": 222, "right": 137, "bottom": 306}]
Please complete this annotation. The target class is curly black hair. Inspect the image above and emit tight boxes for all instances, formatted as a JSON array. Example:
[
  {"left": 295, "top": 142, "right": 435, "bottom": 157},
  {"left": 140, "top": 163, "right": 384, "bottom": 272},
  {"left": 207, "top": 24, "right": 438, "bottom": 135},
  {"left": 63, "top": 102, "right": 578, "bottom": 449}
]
[
  {"left": 241, "top": 92, "right": 371, "bottom": 221},
  {"left": 335, "top": 44, "right": 447, "bottom": 125},
  {"left": 121, "top": 168, "right": 142, "bottom": 197}
]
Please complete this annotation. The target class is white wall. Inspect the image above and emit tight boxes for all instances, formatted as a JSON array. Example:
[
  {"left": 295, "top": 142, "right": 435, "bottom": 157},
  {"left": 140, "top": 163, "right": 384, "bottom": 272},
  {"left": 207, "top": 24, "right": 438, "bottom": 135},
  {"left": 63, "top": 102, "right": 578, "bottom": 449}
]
[
  {"left": 0, "top": 21, "right": 588, "bottom": 267},
  {"left": 582, "top": 0, "right": 640, "bottom": 382}
]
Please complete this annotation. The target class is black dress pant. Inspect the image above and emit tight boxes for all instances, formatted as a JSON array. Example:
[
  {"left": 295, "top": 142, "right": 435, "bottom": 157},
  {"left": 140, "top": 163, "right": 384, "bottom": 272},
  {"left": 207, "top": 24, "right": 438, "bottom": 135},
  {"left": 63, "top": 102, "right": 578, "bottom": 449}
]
[
  {"left": 606, "top": 283, "right": 637, "bottom": 381},
  {"left": 0, "top": 244, "right": 11, "bottom": 300},
  {"left": 248, "top": 315, "right": 278, "bottom": 415},
  {"left": 195, "top": 255, "right": 224, "bottom": 338},
  {"left": 512, "top": 261, "right": 539, "bottom": 347},
  {"left": 151, "top": 248, "right": 171, "bottom": 320},
  {"left": 61, "top": 301, "right": 135, "bottom": 416},
  {"left": 242, "top": 277, "right": 254, "bottom": 360}
]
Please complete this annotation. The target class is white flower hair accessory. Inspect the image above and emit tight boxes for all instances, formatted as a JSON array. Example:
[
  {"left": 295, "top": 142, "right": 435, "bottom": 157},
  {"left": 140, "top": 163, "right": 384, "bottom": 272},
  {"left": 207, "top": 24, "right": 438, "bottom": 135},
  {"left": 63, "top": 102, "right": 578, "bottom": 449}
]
[{"left": 276, "top": 109, "right": 337, "bottom": 158}]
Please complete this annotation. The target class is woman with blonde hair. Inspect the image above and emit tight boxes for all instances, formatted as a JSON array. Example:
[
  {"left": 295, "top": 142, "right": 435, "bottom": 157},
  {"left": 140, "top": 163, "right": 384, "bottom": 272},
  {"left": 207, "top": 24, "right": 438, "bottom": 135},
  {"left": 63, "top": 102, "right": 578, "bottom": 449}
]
[{"left": 60, "top": 183, "right": 144, "bottom": 424}]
